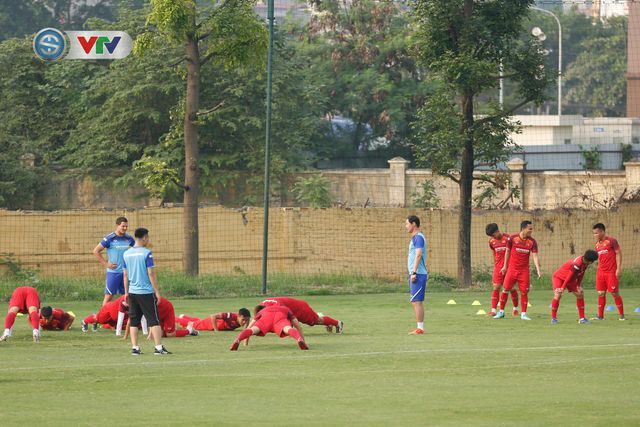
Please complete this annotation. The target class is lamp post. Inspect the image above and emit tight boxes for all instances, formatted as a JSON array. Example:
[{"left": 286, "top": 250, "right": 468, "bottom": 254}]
[{"left": 531, "top": 6, "right": 562, "bottom": 116}]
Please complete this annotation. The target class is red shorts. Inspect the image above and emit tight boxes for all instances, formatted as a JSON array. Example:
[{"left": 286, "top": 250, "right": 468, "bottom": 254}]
[
  {"left": 95, "top": 310, "right": 116, "bottom": 327},
  {"left": 254, "top": 313, "right": 292, "bottom": 338},
  {"left": 552, "top": 276, "right": 579, "bottom": 293},
  {"left": 596, "top": 271, "right": 619, "bottom": 293},
  {"left": 503, "top": 269, "right": 530, "bottom": 292},
  {"left": 492, "top": 266, "right": 506, "bottom": 286},
  {"left": 293, "top": 309, "right": 319, "bottom": 326},
  {"left": 8, "top": 287, "right": 40, "bottom": 313}
]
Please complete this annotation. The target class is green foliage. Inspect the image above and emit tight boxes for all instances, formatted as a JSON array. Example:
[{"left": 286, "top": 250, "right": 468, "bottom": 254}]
[
  {"left": 293, "top": 174, "right": 332, "bottom": 208},
  {"left": 473, "top": 172, "right": 520, "bottom": 209},
  {"left": 580, "top": 145, "right": 602, "bottom": 170},
  {"left": 410, "top": 179, "right": 441, "bottom": 209},
  {"left": 622, "top": 144, "right": 633, "bottom": 164},
  {"left": 133, "top": 156, "right": 181, "bottom": 199}
]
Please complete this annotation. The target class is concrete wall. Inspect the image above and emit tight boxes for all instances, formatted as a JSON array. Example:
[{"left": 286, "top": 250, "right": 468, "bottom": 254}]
[{"left": 1, "top": 205, "right": 639, "bottom": 280}]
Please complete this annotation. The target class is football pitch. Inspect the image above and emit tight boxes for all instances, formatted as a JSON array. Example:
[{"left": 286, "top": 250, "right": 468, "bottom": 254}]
[{"left": 1, "top": 290, "right": 638, "bottom": 426}]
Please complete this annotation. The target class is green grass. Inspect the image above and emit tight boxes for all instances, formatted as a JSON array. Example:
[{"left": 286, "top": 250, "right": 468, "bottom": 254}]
[{"left": 1, "top": 289, "right": 639, "bottom": 426}]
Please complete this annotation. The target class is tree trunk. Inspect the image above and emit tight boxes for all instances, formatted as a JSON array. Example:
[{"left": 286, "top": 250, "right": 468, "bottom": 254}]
[
  {"left": 458, "top": 93, "right": 474, "bottom": 288},
  {"left": 183, "top": 36, "right": 200, "bottom": 276}
]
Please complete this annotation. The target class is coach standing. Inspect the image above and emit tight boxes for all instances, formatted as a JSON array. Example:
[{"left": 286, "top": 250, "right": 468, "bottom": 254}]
[
  {"left": 405, "top": 215, "right": 428, "bottom": 335},
  {"left": 123, "top": 228, "right": 171, "bottom": 355}
]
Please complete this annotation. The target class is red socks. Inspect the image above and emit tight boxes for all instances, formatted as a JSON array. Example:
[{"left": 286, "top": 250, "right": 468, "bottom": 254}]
[
  {"left": 521, "top": 294, "right": 529, "bottom": 313},
  {"left": 4, "top": 311, "right": 17, "bottom": 329},
  {"left": 287, "top": 328, "right": 302, "bottom": 341},
  {"left": 491, "top": 290, "right": 499, "bottom": 310},
  {"left": 551, "top": 299, "right": 560, "bottom": 319},
  {"left": 614, "top": 295, "right": 624, "bottom": 316},
  {"left": 597, "top": 295, "right": 606, "bottom": 318},
  {"left": 29, "top": 311, "right": 39, "bottom": 329},
  {"left": 576, "top": 298, "right": 585, "bottom": 319},
  {"left": 499, "top": 292, "right": 509, "bottom": 310},
  {"left": 175, "top": 329, "right": 189, "bottom": 338},
  {"left": 510, "top": 290, "right": 519, "bottom": 309},
  {"left": 321, "top": 316, "right": 339, "bottom": 327}
]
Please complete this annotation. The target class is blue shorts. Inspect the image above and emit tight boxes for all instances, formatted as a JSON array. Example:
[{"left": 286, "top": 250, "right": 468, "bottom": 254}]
[
  {"left": 409, "top": 274, "right": 427, "bottom": 302},
  {"left": 105, "top": 272, "right": 125, "bottom": 295}
]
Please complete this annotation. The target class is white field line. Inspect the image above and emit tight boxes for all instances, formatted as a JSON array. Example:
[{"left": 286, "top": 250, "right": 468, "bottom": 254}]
[{"left": 1, "top": 342, "right": 638, "bottom": 372}]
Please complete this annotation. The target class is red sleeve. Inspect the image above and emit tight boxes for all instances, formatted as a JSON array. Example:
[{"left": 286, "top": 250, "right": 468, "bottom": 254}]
[
  {"left": 488, "top": 241, "right": 494, "bottom": 252},
  {"left": 254, "top": 311, "right": 263, "bottom": 321},
  {"left": 531, "top": 238, "right": 538, "bottom": 253},
  {"left": 506, "top": 235, "right": 513, "bottom": 249},
  {"left": 611, "top": 238, "right": 620, "bottom": 252}
]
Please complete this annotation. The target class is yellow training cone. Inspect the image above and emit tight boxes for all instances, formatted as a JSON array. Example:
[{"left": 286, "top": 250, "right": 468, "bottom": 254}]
[
  {"left": 476, "top": 309, "right": 487, "bottom": 315},
  {"left": 527, "top": 302, "right": 532, "bottom": 307},
  {"left": 446, "top": 299, "right": 457, "bottom": 305},
  {"left": 471, "top": 300, "right": 481, "bottom": 306}
]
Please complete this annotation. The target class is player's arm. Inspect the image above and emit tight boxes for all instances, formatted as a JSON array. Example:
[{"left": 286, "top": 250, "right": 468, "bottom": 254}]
[
  {"left": 93, "top": 243, "right": 116, "bottom": 270},
  {"left": 615, "top": 246, "right": 622, "bottom": 278},
  {"left": 123, "top": 268, "right": 129, "bottom": 304},
  {"left": 243, "top": 318, "right": 257, "bottom": 346},
  {"left": 212, "top": 313, "right": 224, "bottom": 331},
  {"left": 410, "top": 247, "right": 423, "bottom": 283},
  {"left": 123, "top": 318, "right": 130, "bottom": 340},
  {"left": 63, "top": 312, "right": 75, "bottom": 330},
  {"left": 501, "top": 246, "right": 510, "bottom": 274},
  {"left": 561, "top": 269, "right": 577, "bottom": 290},
  {"left": 147, "top": 254, "right": 161, "bottom": 304},
  {"left": 291, "top": 317, "right": 305, "bottom": 341},
  {"left": 532, "top": 252, "right": 541, "bottom": 278}
]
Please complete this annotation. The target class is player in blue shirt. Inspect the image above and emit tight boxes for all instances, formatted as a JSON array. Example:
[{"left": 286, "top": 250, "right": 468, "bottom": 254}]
[
  {"left": 405, "top": 215, "right": 428, "bottom": 335},
  {"left": 123, "top": 227, "right": 170, "bottom": 356},
  {"left": 93, "top": 217, "right": 135, "bottom": 306}
]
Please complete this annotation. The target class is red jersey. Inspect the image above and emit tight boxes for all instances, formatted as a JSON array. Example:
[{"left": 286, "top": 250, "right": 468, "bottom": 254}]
[
  {"left": 40, "top": 308, "right": 72, "bottom": 330},
  {"left": 553, "top": 256, "right": 588, "bottom": 288},
  {"left": 489, "top": 233, "right": 509, "bottom": 268},
  {"left": 506, "top": 234, "right": 538, "bottom": 271},
  {"left": 260, "top": 297, "right": 319, "bottom": 325},
  {"left": 215, "top": 313, "right": 241, "bottom": 331},
  {"left": 595, "top": 236, "right": 620, "bottom": 273},
  {"left": 157, "top": 298, "right": 175, "bottom": 321},
  {"left": 96, "top": 295, "right": 127, "bottom": 326}
]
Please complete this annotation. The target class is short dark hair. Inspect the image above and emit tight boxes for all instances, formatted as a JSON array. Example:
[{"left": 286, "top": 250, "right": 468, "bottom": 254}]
[
  {"left": 485, "top": 223, "right": 499, "bottom": 236},
  {"left": 407, "top": 215, "right": 420, "bottom": 228},
  {"left": 116, "top": 216, "right": 128, "bottom": 225},
  {"left": 134, "top": 228, "right": 149, "bottom": 239},
  {"left": 254, "top": 305, "right": 266, "bottom": 316},
  {"left": 593, "top": 223, "right": 606, "bottom": 231},
  {"left": 583, "top": 250, "right": 598, "bottom": 262},
  {"left": 41, "top": 306, "right": 53, "bottom": 318},
  {"left": 238, "top": 308, "right": 251, "bottom": 318},
  {"left": 520, "top": 220, "right": 532, "bottom": 230}
]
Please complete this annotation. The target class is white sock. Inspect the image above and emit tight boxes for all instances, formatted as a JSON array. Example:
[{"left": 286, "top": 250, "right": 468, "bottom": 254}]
[
  {"left": 2, "top": 328, "right": 9, "bottom": 336},
  {"left": 32, "top": 329, "right": 39, "bottom": 335},
  {"left": 132, "top": 345, "right": 140, "bottom": 350},
  {"left": 417, "top": 322, "right": 424, "bottom": 330},
  {"left": 155, "top": 345, "right": 163, "bottom": 351},
  {"left": 521, "top": 312, "right": 526, "bottom": 316},
  {"left": 187, "top": 325, "right": 194, "bottom": 334}
]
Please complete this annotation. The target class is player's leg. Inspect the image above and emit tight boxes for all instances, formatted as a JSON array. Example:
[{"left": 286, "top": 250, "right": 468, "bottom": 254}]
[
  {"left": 518, "top": 271, "right": 531, "bottom": 320},
  {"left": 510, "top": 289, "right": 519, "bottom": 316},
  {"left": 1, "top": 306, "right": 20, "bottom": 340},
  {"left": 490, "top": 283, "right": 501, "bottom": 316},
  {"left": 573, "top": 288, "right": 588, "bottom": 323},
  {"left": 551, "top": 277, "right": 563, "bottom": 323},
  {"left": 102, "top": 272, "right": 123, "bottom": 306},
  {"left": 495, "top": 271, "right": 515, "bottom": 318},
  {"left": 409, "top": 274, "right": 426, "bottom": 333},
  {"left": 609, "top": 274, "right": 624, "bottom": 320},
  {"left": 594, "top": 271, "right": 606, "bottom": 320},
  {"left": 282, "top": 325, "right": 308, "bottom": 350},
  {"left": 82, "top": 314, "right": 96, "bottom": 332}
]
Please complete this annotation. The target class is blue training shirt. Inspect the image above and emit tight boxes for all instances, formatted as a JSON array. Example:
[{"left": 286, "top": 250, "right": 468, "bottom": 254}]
[
  {"left": 100, "top": 232, "right": 135, "bottom": 273},
  {"left": 407, "top": 232, "right": 428, "bottom": 275},
  {"left": 122, "top": 246, "right": 155, "bottom": 294}
]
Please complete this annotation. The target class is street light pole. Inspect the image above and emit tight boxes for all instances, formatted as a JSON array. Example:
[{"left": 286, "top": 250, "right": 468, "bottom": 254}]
[{"left": 531, "top": 6, "right": 562, "bottom": 116}]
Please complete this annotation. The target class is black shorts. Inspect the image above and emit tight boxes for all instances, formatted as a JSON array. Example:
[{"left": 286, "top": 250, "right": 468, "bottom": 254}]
[{"left": 128, "top": 293, "right": 160, "bottom": 328}]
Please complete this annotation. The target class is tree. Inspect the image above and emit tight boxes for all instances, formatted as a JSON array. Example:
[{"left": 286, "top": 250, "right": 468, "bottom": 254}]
[
  {"left": 135, "top": 0, "right": 268, "bottom": 275},
  {"left": 411, "top": 0, "right": 553, "bottom": 287},
  {"left": 564, "top": 17, "right": 627, "bottom": 117},
  {"left": 301, "top": 0, "right": 431, "bottom": 158},
  {"left": 0, "top": 0, "right": 56, "bottom": 41}
]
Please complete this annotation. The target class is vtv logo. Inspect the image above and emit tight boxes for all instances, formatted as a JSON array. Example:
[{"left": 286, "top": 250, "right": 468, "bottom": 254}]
[
  {"left": 77, "top": 36, "right": 122, "bottom": 55},
  {"left": 66, "top": 31, "right": 132, "bottom": 59}
]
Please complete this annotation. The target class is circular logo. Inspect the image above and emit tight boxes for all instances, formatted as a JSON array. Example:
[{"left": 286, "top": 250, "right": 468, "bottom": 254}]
[{"left": 33, "top": 28, "right": 67, "bottom": 61}]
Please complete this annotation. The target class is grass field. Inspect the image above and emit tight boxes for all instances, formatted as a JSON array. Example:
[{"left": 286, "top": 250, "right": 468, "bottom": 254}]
[{"left": 1, "top": 289, "right": 639, "bottom": 426}]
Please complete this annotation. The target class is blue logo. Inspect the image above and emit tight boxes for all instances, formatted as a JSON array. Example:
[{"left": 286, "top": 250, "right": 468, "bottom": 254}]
[{"left": 33, "top": 28, "right": 67, "bottom": 61}]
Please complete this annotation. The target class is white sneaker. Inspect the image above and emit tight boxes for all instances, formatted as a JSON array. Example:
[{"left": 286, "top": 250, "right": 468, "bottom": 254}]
[
  {"left": 0, "top": 334, "right": 9, "bottom": 342},
  {"left": 33, "top": 330, "right": 40, "bottom": 342}
]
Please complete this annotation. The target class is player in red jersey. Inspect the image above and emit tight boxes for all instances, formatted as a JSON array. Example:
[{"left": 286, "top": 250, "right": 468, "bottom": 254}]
[
  {"left": 40, "top": 307, "right": 75, "bottom": 330},
  {"left": 550, "top": 250, "right": 598, "bottom": 324},
  {"left": 82, "top": 295, "right": 129, "bottom": 334},
  {"left": 1, "top": 286, "right": 42, "bottom": 342},
  {"left": 494, "top": 220, "right": 541, "bottom": 320},
  {"left": 129, "top": 298, "right": 197, "bottom": 339},
  {"left": 485, "top": 223, "right": 520, "bottom": 316},
  {"left": 176, "top": 308, "right": 251, "bottom": 332},
  {"left": 259, "top": 297, "right": 343, "bottom": 333},
  {"left": 229, "top": 305, "right": 308, "bottom": 351},
  {"left": 592, "top": 223, "right": 625, "bottom": 320}
]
